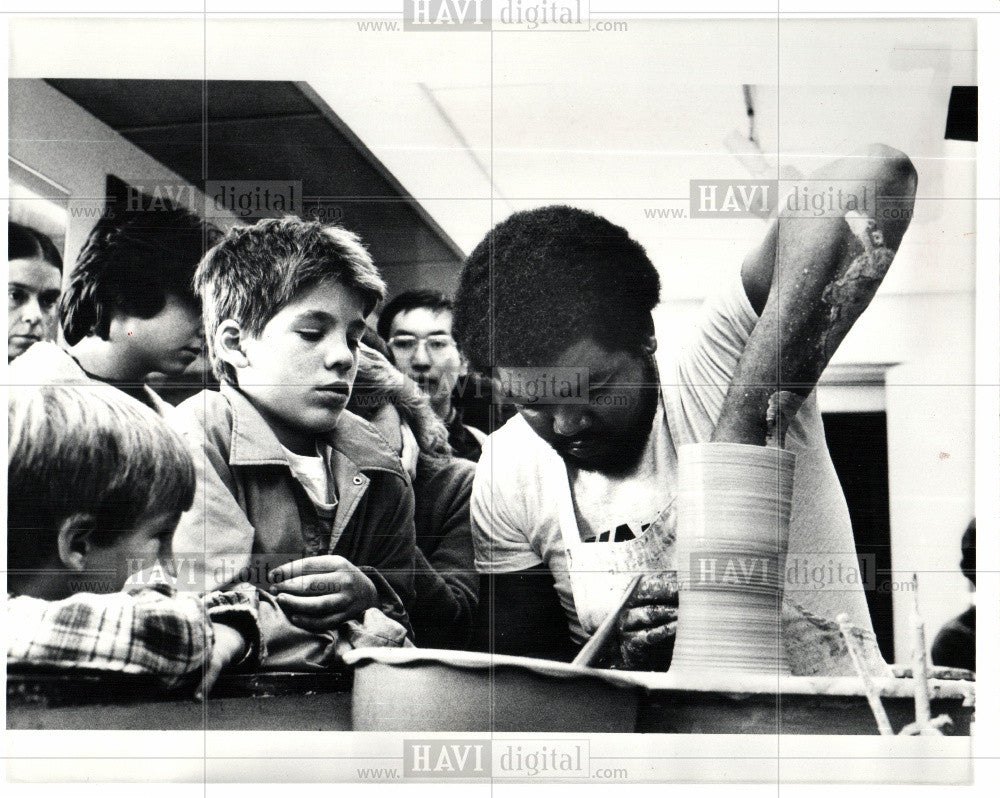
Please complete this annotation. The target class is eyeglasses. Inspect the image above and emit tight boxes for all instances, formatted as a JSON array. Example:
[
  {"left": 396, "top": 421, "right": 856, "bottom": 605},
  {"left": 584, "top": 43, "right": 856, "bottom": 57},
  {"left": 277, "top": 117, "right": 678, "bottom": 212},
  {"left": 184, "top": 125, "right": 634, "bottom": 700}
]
[{"left": 387, "top": 333, "right": 457, "bottom": 355}]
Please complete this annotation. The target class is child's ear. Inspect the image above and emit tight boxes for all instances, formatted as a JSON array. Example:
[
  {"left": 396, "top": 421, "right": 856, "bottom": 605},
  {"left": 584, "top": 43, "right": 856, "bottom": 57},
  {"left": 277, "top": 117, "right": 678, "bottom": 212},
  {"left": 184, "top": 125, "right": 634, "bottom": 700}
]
[
  {"left": 56, "top": 513, "right": 100, "bottom": 571},
  {"left": 215, "top": 319, "right": 251, "bottom": 370}
]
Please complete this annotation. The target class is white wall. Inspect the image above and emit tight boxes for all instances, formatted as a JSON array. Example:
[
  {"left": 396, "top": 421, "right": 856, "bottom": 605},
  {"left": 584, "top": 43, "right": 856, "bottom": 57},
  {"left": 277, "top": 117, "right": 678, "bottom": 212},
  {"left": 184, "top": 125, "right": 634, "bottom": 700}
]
[
  {"left": 8, "top": 78, "right": 237, "bottom": 267},
  {"left": 886, "top": 363, "right": 975, "bottom": 664}
]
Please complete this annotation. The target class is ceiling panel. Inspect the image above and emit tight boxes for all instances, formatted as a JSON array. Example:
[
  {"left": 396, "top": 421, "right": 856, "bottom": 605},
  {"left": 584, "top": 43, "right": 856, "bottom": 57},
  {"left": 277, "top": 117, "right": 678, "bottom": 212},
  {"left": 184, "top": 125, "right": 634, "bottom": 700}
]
[{"left": 42, "top": 78, "right": 466, "bottom": 292}]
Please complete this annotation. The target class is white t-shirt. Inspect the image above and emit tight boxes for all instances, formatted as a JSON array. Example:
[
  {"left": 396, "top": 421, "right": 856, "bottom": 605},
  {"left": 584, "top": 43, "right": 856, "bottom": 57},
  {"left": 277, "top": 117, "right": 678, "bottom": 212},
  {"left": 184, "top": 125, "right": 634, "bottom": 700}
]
[
  {"left": 280, "top": 444, "right": 338, "bottom": 520},
  {"left": 569, "top": 398, "right": 673, "bottom": 544},
  {"left": 471, "top": 270, "right": 885, "bottom": 672}
]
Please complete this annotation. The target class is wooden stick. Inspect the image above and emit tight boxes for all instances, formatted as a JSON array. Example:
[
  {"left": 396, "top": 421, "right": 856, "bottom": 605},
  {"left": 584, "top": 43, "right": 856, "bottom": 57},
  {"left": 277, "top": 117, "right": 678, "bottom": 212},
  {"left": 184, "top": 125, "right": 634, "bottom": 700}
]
[
  {"left": 837, "top": 613, "right": 894, "bottom": 735},
  {"left": 911, "top": 573, "right": 934, "bottom": 727},
  {"left": 572, "top": 575, "right": 643, "bottom": 667}
]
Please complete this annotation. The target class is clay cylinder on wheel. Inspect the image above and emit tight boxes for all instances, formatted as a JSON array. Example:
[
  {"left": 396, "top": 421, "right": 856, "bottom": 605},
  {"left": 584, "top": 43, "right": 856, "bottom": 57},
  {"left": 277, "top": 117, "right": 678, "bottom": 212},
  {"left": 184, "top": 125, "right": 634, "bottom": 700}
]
[{"left": 670, "top": 442, "right": 795, "bottom": 675}]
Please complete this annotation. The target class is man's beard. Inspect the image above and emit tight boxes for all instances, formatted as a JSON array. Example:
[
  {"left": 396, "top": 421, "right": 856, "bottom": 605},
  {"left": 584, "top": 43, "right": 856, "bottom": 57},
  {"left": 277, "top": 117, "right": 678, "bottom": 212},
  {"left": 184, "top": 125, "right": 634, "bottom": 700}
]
[{"left": 551, "top": 358, "right": 659, "bottom": 477}]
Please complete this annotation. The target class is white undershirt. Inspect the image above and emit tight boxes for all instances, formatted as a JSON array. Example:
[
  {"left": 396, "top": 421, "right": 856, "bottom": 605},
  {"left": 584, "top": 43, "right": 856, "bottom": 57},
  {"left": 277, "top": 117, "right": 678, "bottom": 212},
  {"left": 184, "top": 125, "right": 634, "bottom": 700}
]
[{"left": 280, "top": 444, "right": 338, "bottom": 519}]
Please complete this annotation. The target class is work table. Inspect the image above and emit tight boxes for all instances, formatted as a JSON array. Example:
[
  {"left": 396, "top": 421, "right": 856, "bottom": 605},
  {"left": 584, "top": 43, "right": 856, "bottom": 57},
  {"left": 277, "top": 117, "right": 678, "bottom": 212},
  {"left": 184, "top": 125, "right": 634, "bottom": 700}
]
[{"left": 7, "top": 655, "right": 974, "bottom": 735}]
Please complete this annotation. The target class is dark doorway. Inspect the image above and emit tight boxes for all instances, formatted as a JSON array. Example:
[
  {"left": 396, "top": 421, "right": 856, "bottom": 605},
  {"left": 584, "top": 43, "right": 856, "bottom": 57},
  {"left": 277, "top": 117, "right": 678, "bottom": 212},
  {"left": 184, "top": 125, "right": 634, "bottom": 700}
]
[{"left": 821, "top": 411, "right": 894, "bottom": 661}]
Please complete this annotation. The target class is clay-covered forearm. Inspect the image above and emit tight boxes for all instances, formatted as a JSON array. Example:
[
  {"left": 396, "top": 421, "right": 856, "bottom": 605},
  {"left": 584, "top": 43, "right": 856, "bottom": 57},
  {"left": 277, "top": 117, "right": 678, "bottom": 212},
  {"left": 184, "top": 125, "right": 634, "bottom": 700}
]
[{"left": 713, "top": 144, "right": 918, "bottom": 445}]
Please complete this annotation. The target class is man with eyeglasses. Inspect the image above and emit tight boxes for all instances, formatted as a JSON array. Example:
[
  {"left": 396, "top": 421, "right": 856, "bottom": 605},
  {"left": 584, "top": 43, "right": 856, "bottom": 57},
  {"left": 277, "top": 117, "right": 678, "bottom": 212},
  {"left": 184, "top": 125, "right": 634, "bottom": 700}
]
[{"left": 377, "top": 290, "right": 487, "bottom": 461}]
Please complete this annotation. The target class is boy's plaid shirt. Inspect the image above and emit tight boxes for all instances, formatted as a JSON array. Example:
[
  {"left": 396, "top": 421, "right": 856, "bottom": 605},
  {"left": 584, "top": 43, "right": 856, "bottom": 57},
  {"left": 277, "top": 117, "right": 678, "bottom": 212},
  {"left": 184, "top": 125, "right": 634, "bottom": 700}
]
[{"left": 6, "top": 583, "right": 260, "bottom": 685}]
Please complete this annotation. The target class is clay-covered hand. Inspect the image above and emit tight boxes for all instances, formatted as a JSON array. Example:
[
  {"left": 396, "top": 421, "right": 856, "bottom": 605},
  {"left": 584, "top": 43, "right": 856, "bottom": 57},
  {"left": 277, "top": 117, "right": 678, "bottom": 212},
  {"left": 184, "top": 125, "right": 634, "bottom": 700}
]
[{"left": 617, "top": 572, "right": 679, "bottom": 671}]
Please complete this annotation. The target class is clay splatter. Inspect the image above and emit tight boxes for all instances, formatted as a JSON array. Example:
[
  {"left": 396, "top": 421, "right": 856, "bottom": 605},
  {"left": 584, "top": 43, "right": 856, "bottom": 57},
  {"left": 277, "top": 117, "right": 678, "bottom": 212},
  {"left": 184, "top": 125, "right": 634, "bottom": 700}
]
[{"left": 818, "top": 212, "right": 896, "bottom": 361}]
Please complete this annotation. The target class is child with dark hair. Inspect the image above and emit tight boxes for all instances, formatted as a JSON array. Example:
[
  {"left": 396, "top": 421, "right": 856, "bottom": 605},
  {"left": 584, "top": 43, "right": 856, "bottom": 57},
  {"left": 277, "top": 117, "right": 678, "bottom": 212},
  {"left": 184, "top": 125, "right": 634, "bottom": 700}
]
[
  {"left": 6, "top": 385, "right": 258, "bottom": 696},
  {"left": 377, "top": 289, "right": 486, "bottom": 461},
  {"left": 349, "top": 334, "right": 479, "bottom": 649},
  {"left": 9, "top": 198, "right": 217, "bottom": 408},
  {"left": 8, "top": 221, "right": 62, "bottom": 362},
  {"left": 169, "top": 217, "right": 418, "bottom": 638}
]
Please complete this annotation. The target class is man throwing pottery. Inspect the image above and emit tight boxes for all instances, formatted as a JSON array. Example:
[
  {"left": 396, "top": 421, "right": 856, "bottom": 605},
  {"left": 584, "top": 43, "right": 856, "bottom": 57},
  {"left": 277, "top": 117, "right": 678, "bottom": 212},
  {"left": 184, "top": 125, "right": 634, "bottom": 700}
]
[{"left": 454, "top": 145, "right": 917, "bottom": 673}]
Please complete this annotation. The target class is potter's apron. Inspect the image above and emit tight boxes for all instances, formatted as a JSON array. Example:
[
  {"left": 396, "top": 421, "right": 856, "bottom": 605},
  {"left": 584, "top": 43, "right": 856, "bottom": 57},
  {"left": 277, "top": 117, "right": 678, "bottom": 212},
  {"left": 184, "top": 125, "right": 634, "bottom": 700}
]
[
  {"left": 554, "top": 445, "right": 891, "bottom": 675},
  {"left": 556, "top": 476, "right": 678, "bottom": 639}
]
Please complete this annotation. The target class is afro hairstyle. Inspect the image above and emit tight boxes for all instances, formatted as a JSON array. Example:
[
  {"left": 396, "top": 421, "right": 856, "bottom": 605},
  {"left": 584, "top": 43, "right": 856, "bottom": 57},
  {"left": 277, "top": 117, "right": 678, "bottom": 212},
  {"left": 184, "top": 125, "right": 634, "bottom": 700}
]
[{"left": 452, "top": 205, "right": 660, "bottom": 373}]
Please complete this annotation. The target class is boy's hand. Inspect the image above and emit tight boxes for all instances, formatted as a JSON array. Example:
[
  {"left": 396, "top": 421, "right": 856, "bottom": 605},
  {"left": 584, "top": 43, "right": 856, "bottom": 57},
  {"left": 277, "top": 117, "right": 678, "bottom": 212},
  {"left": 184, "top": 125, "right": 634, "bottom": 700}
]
[
  {"left": 617, "top": 572, "right": 678, "bottom": 671},
  {"left": 268, "top": 555, "right": 378, "bottom": 632},
  {"left": 196, "top": 621, "right": 249, "bottom": 700}
]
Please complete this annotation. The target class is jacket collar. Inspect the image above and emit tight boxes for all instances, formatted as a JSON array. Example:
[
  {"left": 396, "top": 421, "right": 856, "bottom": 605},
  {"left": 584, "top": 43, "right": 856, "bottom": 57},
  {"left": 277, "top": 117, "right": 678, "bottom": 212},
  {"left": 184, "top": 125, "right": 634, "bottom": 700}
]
[
  {"left": 220, "top": 384, "right": 406, "bottom": 477},
  {"left": 7, "top": 341, "right": 88, "bottom": 385}
]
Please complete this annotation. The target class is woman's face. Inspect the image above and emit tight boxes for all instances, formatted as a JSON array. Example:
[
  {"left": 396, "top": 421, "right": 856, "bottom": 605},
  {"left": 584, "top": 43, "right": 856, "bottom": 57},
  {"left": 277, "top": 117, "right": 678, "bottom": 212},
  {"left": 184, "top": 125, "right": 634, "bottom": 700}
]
[{"left": 8, "top": 257, "right": 62, "bottom": 362}]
